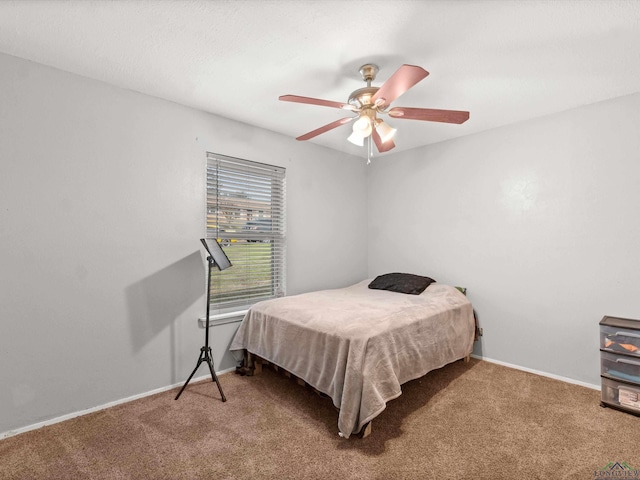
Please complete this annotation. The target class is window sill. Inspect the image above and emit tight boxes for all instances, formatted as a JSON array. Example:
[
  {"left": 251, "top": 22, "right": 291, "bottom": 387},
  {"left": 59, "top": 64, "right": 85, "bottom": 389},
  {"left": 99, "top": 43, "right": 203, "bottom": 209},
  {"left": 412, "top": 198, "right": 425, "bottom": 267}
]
[{"left": 198, "top": 310, "right": 248, "bottom": 328}]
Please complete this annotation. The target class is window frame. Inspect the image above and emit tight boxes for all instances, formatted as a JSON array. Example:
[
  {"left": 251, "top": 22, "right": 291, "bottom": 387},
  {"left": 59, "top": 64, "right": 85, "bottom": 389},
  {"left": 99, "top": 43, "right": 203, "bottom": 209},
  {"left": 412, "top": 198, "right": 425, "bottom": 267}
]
[{"left": 205, "top": 152, "right": 286, "bottom": 314}]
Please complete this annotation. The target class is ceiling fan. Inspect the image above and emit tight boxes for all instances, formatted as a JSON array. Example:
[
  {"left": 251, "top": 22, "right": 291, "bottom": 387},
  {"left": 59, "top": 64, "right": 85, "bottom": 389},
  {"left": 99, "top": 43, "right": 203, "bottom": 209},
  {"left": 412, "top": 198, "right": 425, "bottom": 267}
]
[{"left": 279, "top": 63, "right": 470, "bottom": 158}]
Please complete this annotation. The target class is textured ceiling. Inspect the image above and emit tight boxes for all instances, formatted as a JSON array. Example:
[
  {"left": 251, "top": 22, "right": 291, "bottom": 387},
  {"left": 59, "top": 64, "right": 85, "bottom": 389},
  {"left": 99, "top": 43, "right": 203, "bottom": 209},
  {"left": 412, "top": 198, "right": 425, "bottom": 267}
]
[{"left": 1, "top": 0, "right": 640, "bottom": 158}]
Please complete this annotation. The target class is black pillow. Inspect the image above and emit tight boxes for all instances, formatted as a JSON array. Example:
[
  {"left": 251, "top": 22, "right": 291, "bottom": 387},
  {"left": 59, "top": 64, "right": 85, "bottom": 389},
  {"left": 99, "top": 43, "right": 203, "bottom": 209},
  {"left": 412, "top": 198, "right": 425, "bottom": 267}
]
[{"left": 368, "top": 273, "right": 436, "bottom": 295}]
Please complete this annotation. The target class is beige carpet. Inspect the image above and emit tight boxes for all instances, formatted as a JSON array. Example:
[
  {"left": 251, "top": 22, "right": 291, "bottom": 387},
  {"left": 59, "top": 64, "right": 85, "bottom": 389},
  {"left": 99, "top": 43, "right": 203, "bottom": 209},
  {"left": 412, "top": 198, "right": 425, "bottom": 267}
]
[{"left": 1, "top": 358, "right": 639, "bottom": 479}]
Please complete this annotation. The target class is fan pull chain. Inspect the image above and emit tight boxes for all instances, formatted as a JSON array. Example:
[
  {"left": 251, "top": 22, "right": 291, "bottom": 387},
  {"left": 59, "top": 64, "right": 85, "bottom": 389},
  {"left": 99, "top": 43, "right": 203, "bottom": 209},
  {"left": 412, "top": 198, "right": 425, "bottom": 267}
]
[{"left": 367, "top": 135, "right": 372, "bottom": 165}]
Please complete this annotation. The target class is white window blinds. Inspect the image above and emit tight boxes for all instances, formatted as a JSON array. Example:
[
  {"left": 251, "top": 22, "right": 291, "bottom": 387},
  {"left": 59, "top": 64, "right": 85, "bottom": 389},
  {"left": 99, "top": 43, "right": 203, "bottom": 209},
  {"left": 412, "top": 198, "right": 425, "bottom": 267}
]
[{"left": 206, "top": 152, "right": 286, "bottom": 311}]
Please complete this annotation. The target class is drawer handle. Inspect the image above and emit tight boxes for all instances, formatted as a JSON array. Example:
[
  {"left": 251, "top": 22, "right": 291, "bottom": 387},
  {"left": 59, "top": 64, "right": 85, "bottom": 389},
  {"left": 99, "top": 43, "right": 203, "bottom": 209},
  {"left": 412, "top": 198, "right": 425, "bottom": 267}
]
[
  {"left": 615, "top": 357, "right": 640, "bottom": 366},
  {"left": 614, "top": 331, "right": 640, "bottom": 339}
]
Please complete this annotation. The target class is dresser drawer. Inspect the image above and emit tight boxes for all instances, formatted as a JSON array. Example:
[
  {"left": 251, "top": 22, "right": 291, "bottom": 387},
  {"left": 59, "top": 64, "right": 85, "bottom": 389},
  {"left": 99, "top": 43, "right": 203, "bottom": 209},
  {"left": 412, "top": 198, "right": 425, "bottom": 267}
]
[
  {"left": 601, "top": 377, "right": 640, "bottom": 414},
  {"left": 601, "top": 351, "right": 640, "bottom": 383},
  {"left": 600, "top": 325, "right": 640, "bottom": 357}
]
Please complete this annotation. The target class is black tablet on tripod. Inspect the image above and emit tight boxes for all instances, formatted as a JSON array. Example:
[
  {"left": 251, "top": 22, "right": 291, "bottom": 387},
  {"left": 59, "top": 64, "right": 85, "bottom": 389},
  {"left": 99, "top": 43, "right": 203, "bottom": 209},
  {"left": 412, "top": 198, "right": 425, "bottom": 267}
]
[{"left": 175, "top": 238, "right": 231, "bottom": 402}]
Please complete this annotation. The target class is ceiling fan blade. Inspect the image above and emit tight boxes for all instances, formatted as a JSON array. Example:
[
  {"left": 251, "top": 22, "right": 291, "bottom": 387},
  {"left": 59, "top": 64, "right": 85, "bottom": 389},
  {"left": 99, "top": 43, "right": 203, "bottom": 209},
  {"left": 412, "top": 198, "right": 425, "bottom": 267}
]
[
  {"left": 279, "top": 94, "right": 356, "bottom": 111},
  {"left": 388, "top": 107, "right": 470, "bottom": 124},
  {"left": 371, "top": 129, "right": 396, "bottom": 153},
  {"left": 371, "top": 65, "right": 429, "bottom": 108},
  {"left": 296, "top": 117, "right": 355, "bottom": 141}
]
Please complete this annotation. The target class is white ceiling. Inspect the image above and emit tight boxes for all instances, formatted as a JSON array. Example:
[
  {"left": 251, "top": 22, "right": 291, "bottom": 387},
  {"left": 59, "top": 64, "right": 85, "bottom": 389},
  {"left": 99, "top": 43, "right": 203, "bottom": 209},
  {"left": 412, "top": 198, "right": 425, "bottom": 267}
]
[{"left": 1, "top": 0, "right": 640, "bottom": 157}]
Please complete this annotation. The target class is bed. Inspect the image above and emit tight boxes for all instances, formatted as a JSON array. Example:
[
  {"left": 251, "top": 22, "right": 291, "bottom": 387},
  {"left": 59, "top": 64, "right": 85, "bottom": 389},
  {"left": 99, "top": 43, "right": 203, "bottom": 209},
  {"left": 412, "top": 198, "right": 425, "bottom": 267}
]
[{"left": 229, "top": 276, "right": 476, "bottom": 438}]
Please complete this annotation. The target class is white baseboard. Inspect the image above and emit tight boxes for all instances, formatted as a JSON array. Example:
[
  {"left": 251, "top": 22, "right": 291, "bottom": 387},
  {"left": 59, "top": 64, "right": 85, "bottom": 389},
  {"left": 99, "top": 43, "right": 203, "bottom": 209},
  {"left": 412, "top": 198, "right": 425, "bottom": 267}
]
[
  {"left": 471, "top": 354, "right": 600, "bottom": 391},
  {"left": 0, "top": 366, "right": 237, "bottom": 441}
]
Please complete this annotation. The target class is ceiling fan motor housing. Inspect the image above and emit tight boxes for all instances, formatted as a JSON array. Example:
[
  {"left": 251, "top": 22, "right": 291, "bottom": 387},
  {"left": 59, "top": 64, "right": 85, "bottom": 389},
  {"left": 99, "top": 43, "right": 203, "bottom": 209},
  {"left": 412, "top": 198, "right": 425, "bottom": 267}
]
[{"left": 348, "top": 87, "right": 379, "bottom": 109}]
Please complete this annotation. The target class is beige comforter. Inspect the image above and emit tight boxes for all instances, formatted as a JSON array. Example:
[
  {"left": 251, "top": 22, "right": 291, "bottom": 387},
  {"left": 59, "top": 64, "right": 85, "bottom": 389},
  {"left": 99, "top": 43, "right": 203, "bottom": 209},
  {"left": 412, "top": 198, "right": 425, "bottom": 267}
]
[{"left": 229, "top": 280, "right": 475, "bottom": 438}]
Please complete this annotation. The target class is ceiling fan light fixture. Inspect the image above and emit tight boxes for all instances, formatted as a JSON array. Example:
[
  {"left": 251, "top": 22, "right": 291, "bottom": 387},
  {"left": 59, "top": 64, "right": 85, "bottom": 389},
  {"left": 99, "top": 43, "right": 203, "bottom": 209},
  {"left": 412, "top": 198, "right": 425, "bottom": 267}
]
[
  {"left": 347, "top": 131, "right": 365, "bottom": 146},
  {"left": 375, "top": 119, "right": 397, "bottom": 143},
  {"left": 352, "top": 115, "right": 373, "bottom": 137}
]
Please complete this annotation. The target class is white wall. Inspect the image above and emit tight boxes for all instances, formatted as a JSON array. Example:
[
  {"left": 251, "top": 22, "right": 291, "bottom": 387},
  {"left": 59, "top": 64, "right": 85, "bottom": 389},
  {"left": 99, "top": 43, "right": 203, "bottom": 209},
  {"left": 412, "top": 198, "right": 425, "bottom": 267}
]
[
  {"left": 0, "top": 52, "right": 368, "bottom": 435},
  {"left": 368, "top": 92, "right": 640, "bottom": 387}
]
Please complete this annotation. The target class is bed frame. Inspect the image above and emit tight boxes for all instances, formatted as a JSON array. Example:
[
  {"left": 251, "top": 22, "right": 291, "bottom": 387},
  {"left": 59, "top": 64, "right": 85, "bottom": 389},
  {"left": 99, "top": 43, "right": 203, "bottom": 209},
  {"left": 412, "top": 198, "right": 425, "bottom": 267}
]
[{"left": 237, "top": 350, "right": 472, "bottom": 438}]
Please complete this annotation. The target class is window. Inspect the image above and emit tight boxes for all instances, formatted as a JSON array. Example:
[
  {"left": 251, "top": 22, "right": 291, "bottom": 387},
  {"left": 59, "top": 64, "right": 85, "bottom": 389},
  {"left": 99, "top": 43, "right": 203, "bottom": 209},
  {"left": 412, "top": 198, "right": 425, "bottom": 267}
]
[{"left": 206, "top": 152, "right": 286, "bottom": 312}]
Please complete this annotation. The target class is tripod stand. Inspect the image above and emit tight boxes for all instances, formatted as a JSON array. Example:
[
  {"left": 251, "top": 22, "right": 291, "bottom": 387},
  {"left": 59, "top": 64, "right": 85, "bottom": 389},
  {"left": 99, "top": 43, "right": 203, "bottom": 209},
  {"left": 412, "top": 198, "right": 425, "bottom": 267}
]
[{"left": 175, "top": 244, "right": 228, "bottom": 402}]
